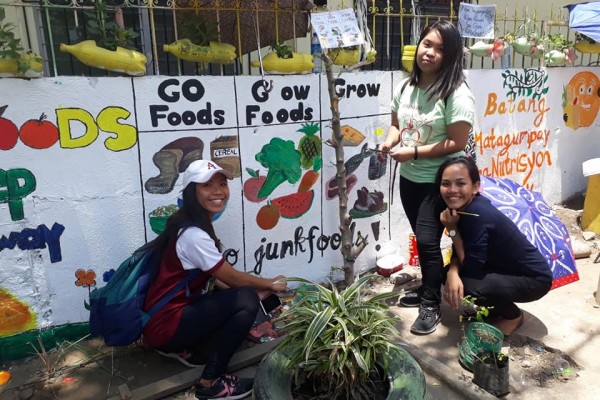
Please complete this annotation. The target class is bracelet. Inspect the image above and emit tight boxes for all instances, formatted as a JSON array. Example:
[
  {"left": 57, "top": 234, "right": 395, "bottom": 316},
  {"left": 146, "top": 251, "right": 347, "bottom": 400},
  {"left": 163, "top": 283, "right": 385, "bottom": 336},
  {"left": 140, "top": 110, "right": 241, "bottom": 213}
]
[{"left": 413, "top": 146, "right": 419, "bottom": 160}]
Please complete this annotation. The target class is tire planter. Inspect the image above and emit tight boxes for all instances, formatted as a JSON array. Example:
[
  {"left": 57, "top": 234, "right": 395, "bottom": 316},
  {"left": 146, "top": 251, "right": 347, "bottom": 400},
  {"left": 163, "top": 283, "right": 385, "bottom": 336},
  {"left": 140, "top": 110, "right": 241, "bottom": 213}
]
[
  {"left": 458, "top": 322, "right": 504, "bottom": 372},
  {"left": 253, "top": 344, "right": 427, "bottom": 400}
]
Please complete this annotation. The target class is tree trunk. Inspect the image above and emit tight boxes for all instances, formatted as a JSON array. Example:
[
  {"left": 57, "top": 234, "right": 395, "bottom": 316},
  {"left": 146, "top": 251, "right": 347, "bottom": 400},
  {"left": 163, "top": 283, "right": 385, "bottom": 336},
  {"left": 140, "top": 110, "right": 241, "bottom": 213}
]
[{"left": 322, "top": 53, "right": 367, "bottom": 286}]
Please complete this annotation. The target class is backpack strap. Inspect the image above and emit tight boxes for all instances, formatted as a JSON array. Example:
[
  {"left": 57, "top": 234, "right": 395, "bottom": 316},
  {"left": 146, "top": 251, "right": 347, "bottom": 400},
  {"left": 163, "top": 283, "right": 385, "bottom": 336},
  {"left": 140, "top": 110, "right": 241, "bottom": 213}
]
[{"left": 146, "top": 268, "right": 199, "bottom": 318}]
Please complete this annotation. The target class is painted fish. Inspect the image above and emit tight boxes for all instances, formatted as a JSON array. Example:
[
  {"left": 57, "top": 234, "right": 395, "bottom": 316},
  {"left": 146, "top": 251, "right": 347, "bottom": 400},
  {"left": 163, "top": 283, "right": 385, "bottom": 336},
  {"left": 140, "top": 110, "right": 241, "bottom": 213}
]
[{"left": 345, "top": 143, "right": 372, "bottom": 174}]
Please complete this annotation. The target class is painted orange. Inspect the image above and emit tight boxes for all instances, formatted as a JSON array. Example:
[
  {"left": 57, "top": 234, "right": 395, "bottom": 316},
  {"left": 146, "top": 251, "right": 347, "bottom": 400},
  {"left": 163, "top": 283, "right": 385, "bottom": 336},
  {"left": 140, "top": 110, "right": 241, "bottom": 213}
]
[
  {"left": 563, "top": 71, "right": 600, "bottom": 129},
  {"left": 19, "top": 113, "right": 59, "bottom": 149},
  {"left": 0, "top": 370, "right": 11, "bottom": 385},
  {"left": 0, "top": 289, "right": 36, "bottom": 336},
  {"left": 256, "top": 203, "right": 281, "bottom": 230}
]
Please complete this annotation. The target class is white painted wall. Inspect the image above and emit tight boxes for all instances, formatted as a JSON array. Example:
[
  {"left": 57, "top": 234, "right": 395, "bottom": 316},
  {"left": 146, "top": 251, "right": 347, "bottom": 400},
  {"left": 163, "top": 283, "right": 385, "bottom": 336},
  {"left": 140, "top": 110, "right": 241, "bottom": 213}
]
[{"left": 1, "top": 67, "right": 599, "bottom": 336}]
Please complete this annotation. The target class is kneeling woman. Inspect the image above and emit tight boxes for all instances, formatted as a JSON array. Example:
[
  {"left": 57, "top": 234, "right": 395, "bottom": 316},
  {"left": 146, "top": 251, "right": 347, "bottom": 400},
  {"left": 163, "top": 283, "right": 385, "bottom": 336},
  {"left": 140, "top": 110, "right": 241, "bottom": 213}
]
[
  {"left": 142, "top": 160, "right": 287, "bottom": 400},
  {"left": 437, "top": 156, "right": 552, "bottom": 336}
]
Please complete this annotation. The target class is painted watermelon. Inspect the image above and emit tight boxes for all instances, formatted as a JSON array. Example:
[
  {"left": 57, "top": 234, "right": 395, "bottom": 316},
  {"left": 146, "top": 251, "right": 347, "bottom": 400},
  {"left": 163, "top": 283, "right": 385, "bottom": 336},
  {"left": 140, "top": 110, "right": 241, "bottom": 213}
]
[{"left": 272, "top": 190, "right": 314, "bottom": 219}]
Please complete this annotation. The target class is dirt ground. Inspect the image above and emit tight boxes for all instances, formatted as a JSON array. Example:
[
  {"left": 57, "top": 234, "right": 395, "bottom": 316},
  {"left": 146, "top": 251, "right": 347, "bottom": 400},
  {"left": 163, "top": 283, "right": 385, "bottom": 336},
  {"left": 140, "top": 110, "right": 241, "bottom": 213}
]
[{"left": 0, "top": 196, "right": 597, "bottom": 400}]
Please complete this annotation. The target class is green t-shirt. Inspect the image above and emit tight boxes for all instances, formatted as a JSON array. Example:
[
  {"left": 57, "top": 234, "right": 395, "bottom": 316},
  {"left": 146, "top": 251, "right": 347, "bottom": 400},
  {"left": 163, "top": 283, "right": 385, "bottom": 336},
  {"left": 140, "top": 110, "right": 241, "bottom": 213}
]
[{"left": 390, "top": 79, "right": 475, "bottom": 183}]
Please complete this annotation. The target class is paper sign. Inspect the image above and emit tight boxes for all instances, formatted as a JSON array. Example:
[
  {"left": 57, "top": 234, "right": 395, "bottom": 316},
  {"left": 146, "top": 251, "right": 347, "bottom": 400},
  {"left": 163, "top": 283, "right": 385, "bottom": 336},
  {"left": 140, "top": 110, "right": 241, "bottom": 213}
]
[
  {"left": 458, "top": 3, "right": 496, "bottom": 39},
  {"left": 310, "top": 8, "right": 364, "bottom": 49}
]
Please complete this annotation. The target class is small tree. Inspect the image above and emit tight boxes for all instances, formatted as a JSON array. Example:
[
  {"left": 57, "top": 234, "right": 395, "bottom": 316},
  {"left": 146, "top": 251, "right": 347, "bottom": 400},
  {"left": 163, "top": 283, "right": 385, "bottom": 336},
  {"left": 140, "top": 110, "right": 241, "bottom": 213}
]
[{"left": 322, "top": 52, "right": 369, "bottom": 286}]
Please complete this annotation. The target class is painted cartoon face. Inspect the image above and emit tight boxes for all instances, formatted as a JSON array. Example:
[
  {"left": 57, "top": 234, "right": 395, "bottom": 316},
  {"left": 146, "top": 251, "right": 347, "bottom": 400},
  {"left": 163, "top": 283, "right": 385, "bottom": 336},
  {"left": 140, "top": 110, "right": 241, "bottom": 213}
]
[
  {"left": 416, "top": 29, "right": 444, "bottom": 78},
  {"left": 563, "top": 71, "right": 600, "bottom": 129},
  {"left": 195, "top": 173, "right": 230, "bottom": 217},
  {"left": 440, "top": 164, "right": 480, "bottom": 211}
]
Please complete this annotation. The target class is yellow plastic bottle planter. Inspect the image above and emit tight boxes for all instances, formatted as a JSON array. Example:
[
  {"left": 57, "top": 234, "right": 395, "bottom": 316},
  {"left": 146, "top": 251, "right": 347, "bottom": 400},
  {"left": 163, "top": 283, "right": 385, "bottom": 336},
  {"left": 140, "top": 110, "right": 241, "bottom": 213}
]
[
  {"left": 250, "top": 52, "right": 313, "bottom": 74},
  {"left": 0, "top": 53, "right": 44, "bottom": 78},
  {"left": 401, "top": 45, "right": 417, "bottom": 72},
  {"left": 575, "top": 40, "right": 600, "bottom": 54},
  {"left": 329, "top": 48, "right": 359, "bottom": 66},
  {"left": 163, "top": 39, "right": 237, "bottom": 64},
  {"left": 60, "top": 40, "right": 147, "bottom": 76},
  {"left": 582, "top": 158, "right": 600, "bottom": 235}
]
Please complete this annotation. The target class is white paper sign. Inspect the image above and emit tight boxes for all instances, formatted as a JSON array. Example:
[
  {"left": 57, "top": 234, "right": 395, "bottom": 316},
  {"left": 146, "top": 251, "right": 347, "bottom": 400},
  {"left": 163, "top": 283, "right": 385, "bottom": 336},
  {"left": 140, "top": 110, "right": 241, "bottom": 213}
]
[
  {"left": 310, "top": 8, "right": 365, "bottom": 49},
  {"left": 458, "top": 3, "right": 496, "bottom": 39}
]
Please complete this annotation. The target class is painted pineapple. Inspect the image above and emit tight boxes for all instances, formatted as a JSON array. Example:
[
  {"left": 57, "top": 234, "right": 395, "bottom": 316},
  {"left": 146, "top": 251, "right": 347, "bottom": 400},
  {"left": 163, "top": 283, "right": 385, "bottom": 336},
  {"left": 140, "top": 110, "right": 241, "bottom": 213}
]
[{"left": 297, "top": 122, "right": 321, "bottom": 169}]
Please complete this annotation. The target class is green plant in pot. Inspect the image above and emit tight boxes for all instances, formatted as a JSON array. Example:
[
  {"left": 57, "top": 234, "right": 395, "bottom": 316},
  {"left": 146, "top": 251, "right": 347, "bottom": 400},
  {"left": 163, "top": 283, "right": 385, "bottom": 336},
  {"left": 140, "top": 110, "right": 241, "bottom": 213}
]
[
  {"left": 59, "top": 0, "right": 147, "bottom": 76},
  {"left": 0, "top": 6, "right": 43, "bottom": 78},
  {"left": 457, "top": 295, "right": 504, "bottom": 371},
  {"left": 252, "top": 275, "right": 427, "bottom": 399},
  {"left": 472, "top": 348, "right": 510, "bottom": 397},
  {"left": 164, "top": 13, "right": 237, "bottom": 64},
  {"left": 250, "top": 41, "right": 314, "bottom": 74},
  {"left": 543, "top": 33, "right": 576, "bottom": 67}
]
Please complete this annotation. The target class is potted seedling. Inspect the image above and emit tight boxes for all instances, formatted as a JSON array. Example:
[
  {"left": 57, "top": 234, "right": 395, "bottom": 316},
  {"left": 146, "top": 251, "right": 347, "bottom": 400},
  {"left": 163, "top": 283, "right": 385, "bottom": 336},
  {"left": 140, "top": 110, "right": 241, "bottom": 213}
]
[
  {"left": 457, "top": 295, "right": 504, "bottom": 372},
  {"left": 252, "top": 275, "right": 427, "bottom": 399},
  {"left": 472, "top": 348, "right": 510, "bottom": 397},
  {"left": 59, "top": 0, "right": 146, "bottom": 76},
  {"left": 250, "top": 41, "right": 313, "bottom": 74},
  {"left": 544, "top": 33, "right": 576, "bottom": 67},
  {"left": 0, "top": 7, "right": 43, "bottom": 78},
  {"left": 164, "top": 14, "right": 236, "bottom": 64}
]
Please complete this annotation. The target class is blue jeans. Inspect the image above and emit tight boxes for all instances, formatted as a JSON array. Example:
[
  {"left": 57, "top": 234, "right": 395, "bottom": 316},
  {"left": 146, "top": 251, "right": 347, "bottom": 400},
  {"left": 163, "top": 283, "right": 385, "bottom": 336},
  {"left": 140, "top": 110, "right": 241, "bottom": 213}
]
[
  {"left": 399, "top": 176, "right": 446, "bottom": 305},
  {"left": 161, "top": 286, "right": 259, "bottom": 379}
]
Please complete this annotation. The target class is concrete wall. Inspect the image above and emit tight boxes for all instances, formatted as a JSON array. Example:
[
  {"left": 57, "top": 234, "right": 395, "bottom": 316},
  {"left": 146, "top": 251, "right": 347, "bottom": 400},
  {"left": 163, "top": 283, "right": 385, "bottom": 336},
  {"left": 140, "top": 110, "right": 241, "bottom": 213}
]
[{"left": 1, "top": 67, "right": 599, "bottom": 342}]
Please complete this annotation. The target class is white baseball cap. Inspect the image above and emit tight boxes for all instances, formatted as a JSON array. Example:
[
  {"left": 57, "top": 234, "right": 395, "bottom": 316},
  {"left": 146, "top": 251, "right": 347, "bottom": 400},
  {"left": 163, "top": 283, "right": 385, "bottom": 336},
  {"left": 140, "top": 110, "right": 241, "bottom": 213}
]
[{"left": 182, "top": 160, "right": 234, "bottom": 188}]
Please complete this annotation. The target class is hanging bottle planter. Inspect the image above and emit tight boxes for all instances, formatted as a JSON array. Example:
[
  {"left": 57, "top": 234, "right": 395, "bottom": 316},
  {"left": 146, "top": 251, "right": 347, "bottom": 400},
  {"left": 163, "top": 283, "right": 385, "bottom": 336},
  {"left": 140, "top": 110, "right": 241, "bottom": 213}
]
[
  {"left": 0, "top": 52, "right": 43, "bottom": 78},
  {"left": 60, "top": 41, "right": 147, "bottom": 76},
  {"left": 163, "top": 39, "right": 237, "bottom": 64},
  {"left": 329, "top": 47, "right": 359, "bottom": 66},
  {"left": 250, "top": 42, "right": 313, "bottom": 74},
  {"left": 401, "top": 45, "right": 417, "bottom": 72}
]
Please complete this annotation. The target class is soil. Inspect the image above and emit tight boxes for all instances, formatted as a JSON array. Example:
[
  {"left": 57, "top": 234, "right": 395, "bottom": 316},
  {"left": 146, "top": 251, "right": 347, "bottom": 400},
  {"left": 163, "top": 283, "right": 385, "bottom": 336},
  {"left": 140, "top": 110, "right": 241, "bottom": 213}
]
[{"left": 292, "top": 370, "right": 388, "bottom": 400}]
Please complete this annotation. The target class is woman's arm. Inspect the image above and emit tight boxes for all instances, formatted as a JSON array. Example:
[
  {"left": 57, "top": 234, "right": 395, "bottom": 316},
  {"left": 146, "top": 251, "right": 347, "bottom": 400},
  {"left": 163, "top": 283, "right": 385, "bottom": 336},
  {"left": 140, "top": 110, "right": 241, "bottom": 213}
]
[
  {"left": 444, "top": 256, "right": 464, "bottom": 309},
  {"left": 440, "top": 208, "right": 465, "bottom": 263},
  {"left": 411, "top": 120, "right": 470, "bottom": 159},
  {"left": 210, "top": 261, "right": 287, "bottom": 292}
]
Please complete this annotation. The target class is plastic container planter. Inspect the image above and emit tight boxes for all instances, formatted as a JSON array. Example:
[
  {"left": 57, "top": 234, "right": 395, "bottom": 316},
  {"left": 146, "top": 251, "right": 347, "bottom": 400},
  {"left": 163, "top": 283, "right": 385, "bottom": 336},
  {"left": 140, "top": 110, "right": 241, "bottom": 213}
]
[{"left": 459, "top": 321, "right": 504, "bottom": 371}]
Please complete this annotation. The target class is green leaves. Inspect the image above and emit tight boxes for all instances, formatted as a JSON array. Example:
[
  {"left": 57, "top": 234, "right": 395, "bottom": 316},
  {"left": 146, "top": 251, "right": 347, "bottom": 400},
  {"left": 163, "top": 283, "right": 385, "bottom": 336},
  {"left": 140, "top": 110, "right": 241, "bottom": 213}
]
[
  {"left": 270, "top": 41, "right": 293, "bottom": 59},
  {"left": 276, "top": 275, "right": 402, "bottom": 399},
  {"left": 84, "top": 0, "right": 139, "bottom": 51},
  {"left": 0, "top": 7, "right": 24, "bottom": 60}
]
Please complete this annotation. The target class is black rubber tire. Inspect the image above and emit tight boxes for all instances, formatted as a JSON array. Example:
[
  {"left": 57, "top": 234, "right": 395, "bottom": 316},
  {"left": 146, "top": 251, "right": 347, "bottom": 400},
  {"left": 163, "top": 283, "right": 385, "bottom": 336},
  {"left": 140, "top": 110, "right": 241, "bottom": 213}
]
[{"left": 253, "top": 344, "right": 427, "bottom": 400}]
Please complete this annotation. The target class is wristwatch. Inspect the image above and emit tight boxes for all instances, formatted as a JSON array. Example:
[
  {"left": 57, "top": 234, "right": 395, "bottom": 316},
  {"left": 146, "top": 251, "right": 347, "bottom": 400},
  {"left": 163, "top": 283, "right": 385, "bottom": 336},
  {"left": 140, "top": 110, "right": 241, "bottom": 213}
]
[{"left": 448, "top": 229, "right": 457, "bottom": 238}]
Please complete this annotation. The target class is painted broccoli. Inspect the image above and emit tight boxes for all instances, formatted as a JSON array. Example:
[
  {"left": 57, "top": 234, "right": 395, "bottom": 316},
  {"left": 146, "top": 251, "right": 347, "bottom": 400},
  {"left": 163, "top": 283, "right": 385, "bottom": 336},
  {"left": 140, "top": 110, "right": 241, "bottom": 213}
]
[{"left": 255, "top": 137, "right": 302, "bottom": 198}]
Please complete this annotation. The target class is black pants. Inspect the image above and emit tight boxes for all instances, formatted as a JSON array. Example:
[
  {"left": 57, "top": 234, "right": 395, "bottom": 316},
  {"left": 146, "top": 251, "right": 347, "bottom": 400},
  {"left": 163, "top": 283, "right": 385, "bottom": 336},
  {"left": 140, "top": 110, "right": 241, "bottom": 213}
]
[
  {"left": 462, "top": 273, "right": 552, "bottom": 319},
  {"left": 160, "top": 286, "right": 259, "bottom": 379},
  {"left": 399, "top": 176, "right": 446, "bottom": 305}
]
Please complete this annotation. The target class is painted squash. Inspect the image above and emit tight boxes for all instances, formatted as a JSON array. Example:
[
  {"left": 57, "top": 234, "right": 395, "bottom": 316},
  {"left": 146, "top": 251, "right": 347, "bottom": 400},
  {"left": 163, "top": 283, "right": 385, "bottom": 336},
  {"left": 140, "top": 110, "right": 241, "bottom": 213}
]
[
  {"left": 469, "top": 41, "right": 494, "bottom": 57},
  {"left": 0, "top": 53, "right": 43, "bottom": 78},
  {"left": 163, "top": 39, "right": 237, "bottom": 64},
  {"left": 60, "top": 40, "right": 147, "bottom": 76},
  {"left": 250, "top": 52, "right": 313, "bottom": 74}
]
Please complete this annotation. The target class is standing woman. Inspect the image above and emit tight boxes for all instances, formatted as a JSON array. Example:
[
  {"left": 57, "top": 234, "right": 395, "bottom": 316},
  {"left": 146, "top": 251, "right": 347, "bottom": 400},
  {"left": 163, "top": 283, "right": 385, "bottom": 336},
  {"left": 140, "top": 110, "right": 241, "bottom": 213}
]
[
  {"left": 437, "top": 156, "right": 552, "bottom": 336},
  {"left": 142, "top": 160, "right": 287, "bottom": 400},
  {"left": 378, "top": 20, "right": 475, "bottom": 335}
]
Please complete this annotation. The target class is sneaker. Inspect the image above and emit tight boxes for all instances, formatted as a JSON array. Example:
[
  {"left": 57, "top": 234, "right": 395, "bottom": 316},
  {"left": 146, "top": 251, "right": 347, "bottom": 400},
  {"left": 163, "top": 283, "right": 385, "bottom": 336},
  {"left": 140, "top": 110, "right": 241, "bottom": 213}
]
[
  {"left": 156, "top": 349, "right": 206, "bottom": 368},
  {"left": 399, "top": 290, "right": 422, "bottom": 307},
  {"left": 195, "top": 374, "right": 253, "bottom": 400},
  {"left": 410, "top": 305, "right": 441, "bottom": 335}
]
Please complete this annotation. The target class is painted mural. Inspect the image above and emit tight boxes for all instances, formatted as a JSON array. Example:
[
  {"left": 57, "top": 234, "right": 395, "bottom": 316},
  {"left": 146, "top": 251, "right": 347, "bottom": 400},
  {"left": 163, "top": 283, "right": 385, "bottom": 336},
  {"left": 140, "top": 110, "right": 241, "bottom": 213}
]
[{"left": 1, "top": 68, "right": 600, "bottom": 351}]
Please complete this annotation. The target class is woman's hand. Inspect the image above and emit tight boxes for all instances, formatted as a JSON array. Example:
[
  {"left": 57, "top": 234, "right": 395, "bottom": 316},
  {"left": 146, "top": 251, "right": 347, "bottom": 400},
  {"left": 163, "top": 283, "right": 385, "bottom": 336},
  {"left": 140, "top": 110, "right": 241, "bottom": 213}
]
[
  {"left": 389, "top": 147, "right": 414, "bottom": 163},
  {"left": 444, "top": 268, "right": 464, "bottom": 309},
  {"left": 378, "top": 141, "right": 392, "bottom": 162},
  {"left": 269, "top": 275, "right": 287, "bottom": 292},
  {"left": 440, "top": 207, "right": 460, "bottom": 230}
]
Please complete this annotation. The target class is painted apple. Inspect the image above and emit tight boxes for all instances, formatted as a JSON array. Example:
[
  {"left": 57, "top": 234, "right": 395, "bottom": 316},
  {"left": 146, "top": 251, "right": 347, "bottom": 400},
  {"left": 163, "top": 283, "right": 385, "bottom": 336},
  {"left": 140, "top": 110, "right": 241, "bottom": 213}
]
[{"left": 243, "top": 168, "right": 267, "bottom": 203}]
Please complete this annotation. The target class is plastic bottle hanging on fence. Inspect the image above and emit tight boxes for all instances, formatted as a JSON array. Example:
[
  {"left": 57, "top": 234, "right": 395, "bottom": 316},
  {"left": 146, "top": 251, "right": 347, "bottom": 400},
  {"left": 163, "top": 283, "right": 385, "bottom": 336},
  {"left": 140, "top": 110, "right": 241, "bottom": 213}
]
[{"left": 311, "top": 33, "right": 322, "bottom": 74}]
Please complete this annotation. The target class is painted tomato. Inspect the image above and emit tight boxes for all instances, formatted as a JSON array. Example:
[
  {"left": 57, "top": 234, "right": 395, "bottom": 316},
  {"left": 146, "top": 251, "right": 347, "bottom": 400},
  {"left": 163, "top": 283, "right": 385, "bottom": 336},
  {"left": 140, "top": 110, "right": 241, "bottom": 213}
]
[
  {"left": 0, "top": 105, "right": 19, "bottom": 150},
  {"left": 19, "top": 113, "right": 59, "bottom": 149}
]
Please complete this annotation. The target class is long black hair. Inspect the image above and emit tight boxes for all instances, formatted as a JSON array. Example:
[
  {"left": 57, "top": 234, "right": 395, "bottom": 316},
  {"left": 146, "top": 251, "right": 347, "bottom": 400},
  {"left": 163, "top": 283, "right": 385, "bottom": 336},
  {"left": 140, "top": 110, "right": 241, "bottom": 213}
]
[
  {"left": 409, "top": 19, "right": 466, "bottom": 102},
  {"left": 139, "top": 183, "right": 222, "bottom": 254},
  {"left": 434, "top": 156, "right": 481, "bottom": 190}
]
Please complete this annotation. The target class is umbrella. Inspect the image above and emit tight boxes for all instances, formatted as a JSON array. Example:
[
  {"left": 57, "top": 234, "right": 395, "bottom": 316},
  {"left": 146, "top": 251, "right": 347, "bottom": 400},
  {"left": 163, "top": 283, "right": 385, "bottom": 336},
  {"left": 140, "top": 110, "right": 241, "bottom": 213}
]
[
  {"left": 479, "top": 175, "right": 579, "bottom": 290},
  {"left": 176, "top": 0, "right": 313, "bottom": 56},
  {"left": 565, "top": 2, "right": 600, "bottom": 43}
]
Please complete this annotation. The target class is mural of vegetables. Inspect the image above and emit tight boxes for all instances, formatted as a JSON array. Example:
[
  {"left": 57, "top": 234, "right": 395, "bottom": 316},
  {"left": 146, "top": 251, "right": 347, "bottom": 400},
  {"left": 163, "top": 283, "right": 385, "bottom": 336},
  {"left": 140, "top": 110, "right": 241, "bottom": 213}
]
[
  {"left": 255, "top": 137, "right": 302, "bottom": 198},
  {"left": 18, "top": 113, "right": 59, "bottom": 149},
  {"left": 0, "top": 105, "right": 18, "bottom": 150},
  {"left": 243, "top": 168, "right": 267, "bottom": 203}
]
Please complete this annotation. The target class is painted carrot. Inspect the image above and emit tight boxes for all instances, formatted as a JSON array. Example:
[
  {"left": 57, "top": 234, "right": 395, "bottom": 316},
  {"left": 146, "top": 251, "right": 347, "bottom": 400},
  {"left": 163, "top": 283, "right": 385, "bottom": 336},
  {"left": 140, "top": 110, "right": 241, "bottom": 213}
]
[{"left": 298, "top": 170, "right": 320, "bottom": 193}]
